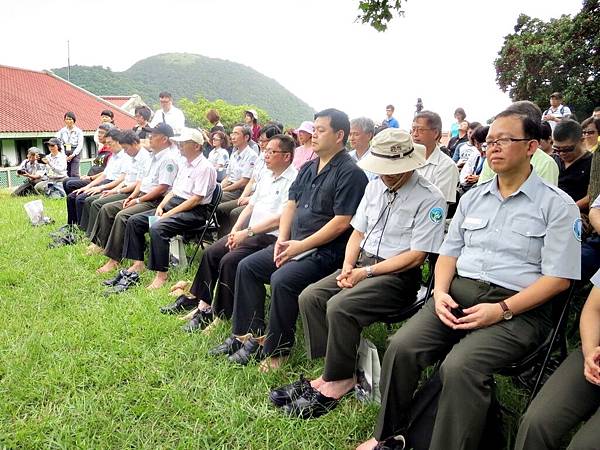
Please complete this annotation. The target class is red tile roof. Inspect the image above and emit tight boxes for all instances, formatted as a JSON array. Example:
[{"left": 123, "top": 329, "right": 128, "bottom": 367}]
[
  {"left": 100, "top": 96, "right": 133, "bottom": 107},
  {"left": 0, "top": 65, "right": 136, "bottom": 133}
]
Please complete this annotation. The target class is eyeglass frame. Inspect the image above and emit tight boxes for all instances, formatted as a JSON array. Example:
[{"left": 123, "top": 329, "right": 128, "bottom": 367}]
[{"left": 481, "top": 137, "right": 533, "bottom": 151}]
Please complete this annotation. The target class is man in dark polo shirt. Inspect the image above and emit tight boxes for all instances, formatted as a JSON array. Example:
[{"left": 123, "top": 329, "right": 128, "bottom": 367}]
[
  {"left": 554, "top": 119, "right": 592, "bottom": 211},
  {"left": 209, "top": 108, "right": 369, "bottom": 370}
]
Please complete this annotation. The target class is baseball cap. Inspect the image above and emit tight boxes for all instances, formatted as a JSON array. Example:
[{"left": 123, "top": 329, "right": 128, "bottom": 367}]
[
  {"left": 144, "top": 123, "right": 174, "bottom": 138},
  {"left": 171, "top": 128, "right": 205, "bottom": 146}
]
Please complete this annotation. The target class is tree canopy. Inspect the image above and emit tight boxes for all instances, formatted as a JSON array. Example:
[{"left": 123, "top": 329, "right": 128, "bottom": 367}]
[
  {"left": 356, "top": 0, "right": 405, "bottom": 31},
  {"left": 179, "top": 96, "right": 270, "bottom": 132},
  {"left": 494, "top": 0, "right": 600, "bottom": 119}
]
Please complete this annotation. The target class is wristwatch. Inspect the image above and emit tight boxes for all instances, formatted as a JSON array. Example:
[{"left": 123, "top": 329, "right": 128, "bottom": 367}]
[
  {"left": 365, "top": 265, "right": 374, "bottom": 278},
  {"left": 247, "top": 227, "right": 255, "bottom": 237},
  {"left": 499, "top": 301, "right": 513, "bottom": 321}
]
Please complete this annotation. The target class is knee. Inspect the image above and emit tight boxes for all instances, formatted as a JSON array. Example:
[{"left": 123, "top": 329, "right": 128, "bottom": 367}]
[
  {"left": 298, "top": 284, "right": 319, "bottom": 312},
  {"left": 325, "top": 294, "right": 348, "bottom": 320},
  {"left": 568, "top": 429, "right": 598, "bottom": 450},
  {"left": 385, "top": 329, "right": 414, "bottom": 362},
  {"left": 518, "top": 403, "right": 548, "bottom": 438},
  {"left": 439, "top": 351, "right": 472, "bottom": 384},
  {"left": 149, "top": 222, "right": 167, "bottom": 239}
]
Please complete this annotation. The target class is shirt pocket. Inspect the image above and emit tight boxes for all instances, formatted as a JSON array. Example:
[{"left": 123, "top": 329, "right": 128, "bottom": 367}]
[
  {"left": 460, "top": 218, "right": 489, "bottom": 247},
  {"left": 511, "top": 218, "right": 546, "bottom": 264},
  {"left": 385, "top": 217, "right": 414, "bottom": 250}
]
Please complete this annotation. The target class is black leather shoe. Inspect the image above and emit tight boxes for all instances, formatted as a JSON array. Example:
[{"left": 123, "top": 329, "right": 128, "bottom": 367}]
[
  {"left": 282, "top": 385, "right": 352, "bottom": 419},
  {"left": 160, "top": 295, "right": 198, "bottom": 314},
  {"left": 181, "top": 308, "right": 213, "bottom": 332},
  {"left": 104, "top": 271, "right": 140, "bottom": 295},
  {"left": 102, "top": 269, "right": 130, "bottom": 287},
  {"left": 228, "top": 337, "right": 261, "bottom": 365},
  {"left": 208, "top": 335, "right": 243, "bottom": 356},
  {"left": 270, "top": 374, "right": 311, "bottom": 407}
]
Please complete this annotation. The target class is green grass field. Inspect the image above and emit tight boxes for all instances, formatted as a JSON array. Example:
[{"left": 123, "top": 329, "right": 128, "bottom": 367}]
[{"left": 0, "top": 191, "right": 532, "bottom": 449}]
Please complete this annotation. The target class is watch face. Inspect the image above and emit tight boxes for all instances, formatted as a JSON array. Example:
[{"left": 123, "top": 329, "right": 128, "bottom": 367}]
[{"left": 503, "top": 311, "right": 513, "bottom": 320}]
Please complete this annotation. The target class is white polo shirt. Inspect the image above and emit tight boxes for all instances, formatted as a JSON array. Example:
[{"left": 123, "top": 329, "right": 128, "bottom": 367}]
[
  {"left": 416, "top": 145, "right": 459, "bottom": 202},
  {"left": 102, "top": 150, "right": 127, "bottom": 181},
  {"left": 149, "top": 106, "right": 186, "bottom": 135},
  {"left": 123, "top": 147, "right": 152, "bottom": 184},
  {"left": 249, "top": 164, "right": 298, "bottom": 236}
]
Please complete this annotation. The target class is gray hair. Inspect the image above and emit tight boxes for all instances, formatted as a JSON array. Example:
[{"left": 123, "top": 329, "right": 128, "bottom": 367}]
[
  {"left": 350, "top": 117, "right": 375, "bottom": 136},
  {"left": 414, "top": 110, "right": 443, "bottom": 139}
]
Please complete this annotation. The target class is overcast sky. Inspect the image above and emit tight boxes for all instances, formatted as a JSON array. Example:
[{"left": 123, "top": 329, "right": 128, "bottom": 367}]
[{"left": 2, "top": 0, "right": 581, "bottom": 129}]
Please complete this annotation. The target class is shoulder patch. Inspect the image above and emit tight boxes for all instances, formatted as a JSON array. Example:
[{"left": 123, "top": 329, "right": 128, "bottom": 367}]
[
  {"left": 573, "top": 218, "right": 582, "bottom": 242},
  {"left": 166, "top": 164, "right": 175, "bottom": 173},
  {"left": 429, "top": 207, "right": 444, "bottom": 224}
]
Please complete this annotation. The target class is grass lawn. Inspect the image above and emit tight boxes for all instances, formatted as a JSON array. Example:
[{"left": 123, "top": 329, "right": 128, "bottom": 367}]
[{"left": 0, "top": 191, "right": 531, "bottom": 449}]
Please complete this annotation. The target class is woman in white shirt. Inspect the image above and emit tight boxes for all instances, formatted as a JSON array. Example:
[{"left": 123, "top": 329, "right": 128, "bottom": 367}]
[
  {"left": 56, "top": 111, "right": 84, "bottom": 177},
  {"left": 208, "top": 131, "right": 230, "bottom": 182}
]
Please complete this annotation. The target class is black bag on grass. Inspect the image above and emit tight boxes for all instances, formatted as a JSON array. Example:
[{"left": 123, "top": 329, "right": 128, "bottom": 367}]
[{"left": 406, "top": 370, "right": 505, "bottom": 450}]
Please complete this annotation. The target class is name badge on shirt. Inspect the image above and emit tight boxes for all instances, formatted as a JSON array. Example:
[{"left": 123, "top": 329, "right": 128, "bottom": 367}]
[
  {"left": 65, "top": 144, "right": 72, "bottom": 152},
  {"left": 464, "top": 217, "right": 483, "bottom": 225}
]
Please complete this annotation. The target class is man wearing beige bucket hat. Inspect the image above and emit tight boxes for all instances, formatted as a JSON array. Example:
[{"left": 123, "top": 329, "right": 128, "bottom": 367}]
[{"left": 269, "top": 128, "right": 447, "bottom": 419}]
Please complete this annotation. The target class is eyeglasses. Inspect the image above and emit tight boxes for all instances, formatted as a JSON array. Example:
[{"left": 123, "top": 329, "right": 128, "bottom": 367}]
[
  {"left": 482, "top": 137, "right": 532, "bottom": 150},
  {"left": 410, "top": 127, "right": 434, "bottom": 133},
  {"left": 552, "top": 145, "right": 577, "bottom": 153},
  {"left": 264, "top": 150, "right": 287, "bottom": 156},
  {"left": 582, "top": 130, "right": 598, "bottom": 136}
]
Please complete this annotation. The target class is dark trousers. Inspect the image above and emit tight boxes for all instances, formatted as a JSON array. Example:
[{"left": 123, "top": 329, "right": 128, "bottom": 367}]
[
  {"left": 63, "top": 177, "right": 88, "bottom": 195},
  {"left": 216, "top": 190, "right": 242, "bottom": 238},
  {"left": 515, "top": 348, "right": 600, "bottom": 450},
  {"left": 122, "top": 197, "right": 209, "bottom": 272},
  {"left": 12, "top": 179, "right": 37, "bottom": 196},
  {"left": 92, "top": 198, "right": 159, "bottom": 260},
  {"left": 582, "top": 235, "right": 600, "bottom": 282},
  {"left": 231, "top": 245, "right": 339, "bottom": 356},
  {"left": 299, "top": 267, "right": 420, "bottom": 381},
  {"left": 190, "top": 233, "right": 277, "bottom": 319},
  {"left": 66, "top": 180, "right": 108, "bottom": 225},
  {"left": 374, "top": 276, "right": 550, "bottom": 450},
  {"left": 85, "top": 193, "right": 128, "bottom": 237},
  {"left": 66, "top": 154, "right": 80, "bottom": 178}
]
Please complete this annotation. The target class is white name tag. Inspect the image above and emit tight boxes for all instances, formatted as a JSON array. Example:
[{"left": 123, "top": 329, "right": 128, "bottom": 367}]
[{"left": 464, "top": 217, "right": 483, "bottom": 225}]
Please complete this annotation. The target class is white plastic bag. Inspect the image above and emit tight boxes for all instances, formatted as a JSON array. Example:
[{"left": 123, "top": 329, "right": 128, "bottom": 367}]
[
  {"left": 24, "top": 200, "right": 45, "bottom": 225},
  {"left": 355, "top": 337, "right": 381, "bottom": 403}
]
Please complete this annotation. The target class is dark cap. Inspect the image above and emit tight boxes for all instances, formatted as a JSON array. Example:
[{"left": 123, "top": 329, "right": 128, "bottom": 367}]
[
  {"left": 144, "top": 123, "right": 174, "bottom": 138},
  {"left": 44, "top": 137, "right": 62, "bottom": 147},
  {"left": 550, "top": 92, "right": 563, "bottom": 99}
]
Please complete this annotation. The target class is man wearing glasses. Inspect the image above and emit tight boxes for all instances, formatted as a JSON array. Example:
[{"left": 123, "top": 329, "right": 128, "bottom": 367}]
[
  {"left": 357, "top": 109, "right": 580, "bottom": 450},
  {"left": 411, "top": 111, "right": 459, "bottom": 204},
  {"left": 554, "top": 119, "right": 592, "bottom": 212}
]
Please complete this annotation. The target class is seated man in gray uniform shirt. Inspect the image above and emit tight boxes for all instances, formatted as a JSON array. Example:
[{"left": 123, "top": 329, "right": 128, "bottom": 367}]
[
  {"left": 357, "top": 109, "right": 581, "bottom": 450},
  {"left": 270, "top": 129, "right": 446, "bottom": 419}
]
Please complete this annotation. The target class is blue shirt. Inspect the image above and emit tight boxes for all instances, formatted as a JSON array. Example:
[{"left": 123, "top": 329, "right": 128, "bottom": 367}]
[
  {"left": 440, "top": 170, "right": 581, "bottom": 292},
  {"left": 289, "top": 149, "right": 368, "bottom": 258},
  {"left": 384, "top": 117, "right": 399, "bottom": 128}
]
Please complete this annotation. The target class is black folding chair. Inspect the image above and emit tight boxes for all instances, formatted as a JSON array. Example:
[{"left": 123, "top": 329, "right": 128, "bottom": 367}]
[
  {"left": 185, "top": 184, "right": 223, "bottom": 265},
  {"left": 382, "top": 253, "right": 438, "bottom": 326},
  {"left": 497, "top": 281, "right": 576, "bottom": 407}
]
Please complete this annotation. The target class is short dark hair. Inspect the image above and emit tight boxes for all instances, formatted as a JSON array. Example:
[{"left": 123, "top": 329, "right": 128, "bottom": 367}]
[
  {"left": 261, "top": 125, "right": 282, "bottom": 140},
  {"left": 104, "top": 128, "right": 122, "bottom": 142},
  {"left": 64, "top": 111, "right": 76, "bottom": 122},
  {"left": 550, "top": 92, "right": 563, "bottom": 100},
  {"left": 415, "top": 110, "right": 443, "bottom": 140},
  {"left": 101, "top": 109, "right": 114, "bottom": 119},
  {"left": 553, "top": 119, "right": 582, "bottom": 143},
  {"left": 134, "top": 105, "right": 152, "bottom": 121},
  {"left": 540, "top": 122, "right": 552, "bottom": 141},
  {"left": 468, "top": 121, "right": 482, "bottom": 131},
  {"left": 271, "top": 134, "right": 296, "bottom": 157},
  {"left": 98, "top": 123, "right": 113, "bottom": 132},
  {"left": 504, "top": 101, "right": 542, "bottom": 123},
  {"left": 454, "top": 107, "right": 466, "bottom": 120},
  {"left": 581, "top": 116, "right": 600, "bottom": 132},
  {"left": 593, "top": 106, "right": 600, "bottom": 113},
  {"left": 495, "top": 109, "right": 541, "bottom": 141},
  {"left": 118, "top": 129, "right": 140, "bottom": 145},
  {"left": 471, "top": 126, "right": 489, "bottom": 145},
  {"left": 314, "top": 108, "right": 351, "bottom": 145},
  {"left": 386, "top": 104, "right": 395, "bottom": 111},
  {"left": 159, "top": 91, "right": 172, "bottom": 99}
]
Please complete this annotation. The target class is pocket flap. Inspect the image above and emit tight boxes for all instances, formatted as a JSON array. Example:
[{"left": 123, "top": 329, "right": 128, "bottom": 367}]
[
  {"left": 512, "top": 219, "right": 546, "bottom": 238},
  {"left": 460, "top": 217, "right": 488, "bottom": 231}
]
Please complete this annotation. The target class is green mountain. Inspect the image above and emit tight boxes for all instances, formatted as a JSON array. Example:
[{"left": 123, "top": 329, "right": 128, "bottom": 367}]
[{"left": 52, "top": 53, "right": 315, "bottom": 126}]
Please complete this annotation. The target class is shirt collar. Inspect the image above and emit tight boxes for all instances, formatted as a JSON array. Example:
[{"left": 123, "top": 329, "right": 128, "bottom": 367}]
[
  {"left": 484, "top": 167, "right": 540, "bottom": 202},
  {"left": 423, "top": 145, "right": 442, "bottom": 166},
  {"left": 186, "top": 153, "right": 204, "bottom": 168},
  {"left": 274, "top": 163, "right": 297, "bottom": 182}
]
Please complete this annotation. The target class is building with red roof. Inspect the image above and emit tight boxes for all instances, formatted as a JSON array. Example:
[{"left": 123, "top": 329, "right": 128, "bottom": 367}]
[{"left": 0, "top": 65, "right": 137, "bottom": 166}]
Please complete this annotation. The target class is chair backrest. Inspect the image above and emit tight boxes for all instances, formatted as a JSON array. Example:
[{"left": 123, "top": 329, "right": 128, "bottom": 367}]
[{"left": 204, "top": 183, "right": 223, "bottom": 229}]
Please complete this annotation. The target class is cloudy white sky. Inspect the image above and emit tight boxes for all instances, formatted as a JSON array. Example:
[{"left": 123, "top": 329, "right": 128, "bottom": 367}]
[{"left": 2, "top": 0, "right": 582, "bottom": 129}]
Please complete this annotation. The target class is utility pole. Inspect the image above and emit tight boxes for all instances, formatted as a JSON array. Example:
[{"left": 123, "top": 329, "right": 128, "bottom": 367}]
[{"left": 67, "top": 40, "right": 71, "bottom": 81}]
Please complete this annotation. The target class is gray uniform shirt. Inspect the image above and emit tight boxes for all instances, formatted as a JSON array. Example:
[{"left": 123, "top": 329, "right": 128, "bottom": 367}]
[
  {"left": 351, "top": 173, "right": 447, "bottom": 260},
  {"left": 440, "top": 171, "right": 581, "bottom": 292}
]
